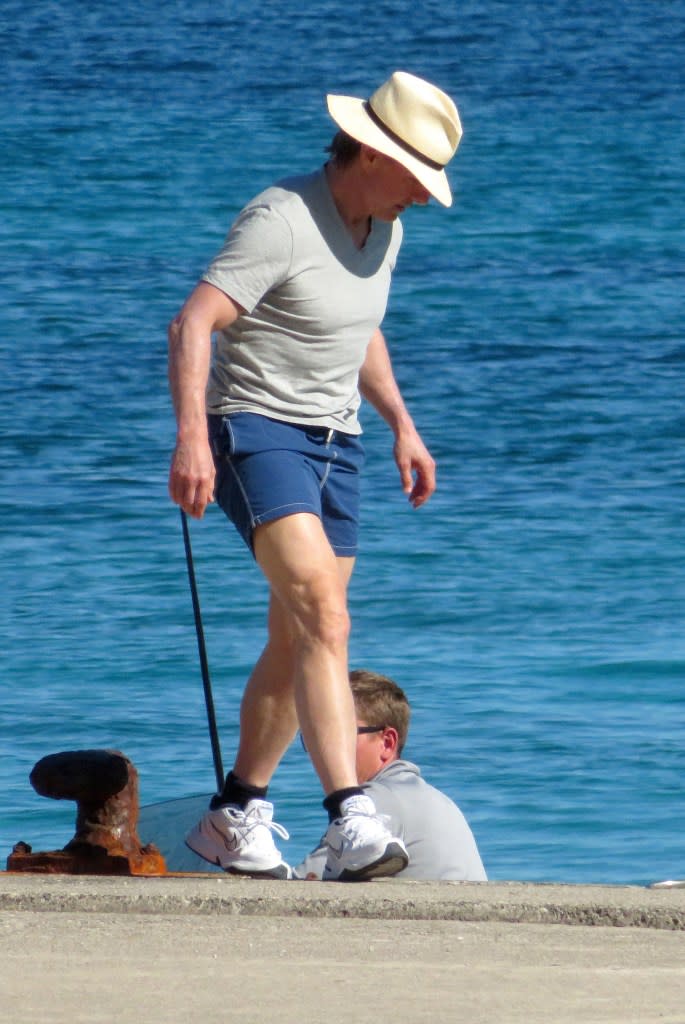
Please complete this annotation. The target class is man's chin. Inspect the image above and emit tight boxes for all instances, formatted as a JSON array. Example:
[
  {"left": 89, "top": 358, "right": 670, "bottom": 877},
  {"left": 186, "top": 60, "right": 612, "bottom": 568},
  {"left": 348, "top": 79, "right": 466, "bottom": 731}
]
[{"left": 376, "top": 209, "right": 402, "bottom": 222}]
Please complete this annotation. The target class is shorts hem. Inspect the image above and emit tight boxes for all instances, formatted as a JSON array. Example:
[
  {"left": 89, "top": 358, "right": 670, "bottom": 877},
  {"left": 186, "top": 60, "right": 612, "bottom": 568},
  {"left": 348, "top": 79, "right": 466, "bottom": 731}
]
[
  {"left": 330, "top": 544, "right": 358, "bottom": 558},
  {"left": 251, "top": 507, "right": 358, "bottom": 559},
  {"left": 253, "top": 502, "right": 319, "bottom": 527}
]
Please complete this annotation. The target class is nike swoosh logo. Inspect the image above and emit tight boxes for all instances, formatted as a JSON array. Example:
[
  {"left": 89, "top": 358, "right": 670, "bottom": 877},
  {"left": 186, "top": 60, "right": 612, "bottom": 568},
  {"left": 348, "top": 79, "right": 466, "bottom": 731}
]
[{"left": 210, "top": 820, "right": 238, "bottom": 851}]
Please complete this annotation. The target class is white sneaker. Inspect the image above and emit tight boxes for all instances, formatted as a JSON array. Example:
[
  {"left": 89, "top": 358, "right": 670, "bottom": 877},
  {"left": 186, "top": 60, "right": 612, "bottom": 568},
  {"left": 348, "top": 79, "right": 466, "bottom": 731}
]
[
  {"left": 322, "top": 793, "right": 409, "bottom": 882},
  {"left": 185, "top": 798, "right": 292, "bottom": 879}
]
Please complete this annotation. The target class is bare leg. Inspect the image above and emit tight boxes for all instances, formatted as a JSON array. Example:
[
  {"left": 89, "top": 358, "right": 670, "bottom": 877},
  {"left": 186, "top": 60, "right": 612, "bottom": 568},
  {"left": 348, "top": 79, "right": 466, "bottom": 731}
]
[
  {"left": 232, "top": 594, "right": 299, "bottom": 787},
  {"left": 189, "top": 513, "right": 406, "bottom": 880},
  {"left": 235, "top": 512, "right": 357, "bottom": 796}
]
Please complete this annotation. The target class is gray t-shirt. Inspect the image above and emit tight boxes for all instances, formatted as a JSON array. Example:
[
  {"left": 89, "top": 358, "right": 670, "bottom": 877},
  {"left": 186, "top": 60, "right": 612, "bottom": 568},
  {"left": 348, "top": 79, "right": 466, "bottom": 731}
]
[
  {"left": 203, "top": 167, "right": 403, "bottom": 434},
  {"left": 294, "top": 759, "right": 488, "bottom": 882}
]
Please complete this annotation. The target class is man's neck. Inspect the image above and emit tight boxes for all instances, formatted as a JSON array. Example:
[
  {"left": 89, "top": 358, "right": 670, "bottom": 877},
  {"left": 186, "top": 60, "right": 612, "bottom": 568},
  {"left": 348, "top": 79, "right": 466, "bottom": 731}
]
[{"left": 325, "top": 161, "right": 371, "bottom": 249}]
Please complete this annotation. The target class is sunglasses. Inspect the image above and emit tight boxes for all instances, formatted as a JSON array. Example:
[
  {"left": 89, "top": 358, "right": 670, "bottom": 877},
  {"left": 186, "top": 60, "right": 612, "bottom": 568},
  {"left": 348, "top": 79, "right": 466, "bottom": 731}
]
[{"left": 299, "top": 724, "right": 385, "bottom": 753}]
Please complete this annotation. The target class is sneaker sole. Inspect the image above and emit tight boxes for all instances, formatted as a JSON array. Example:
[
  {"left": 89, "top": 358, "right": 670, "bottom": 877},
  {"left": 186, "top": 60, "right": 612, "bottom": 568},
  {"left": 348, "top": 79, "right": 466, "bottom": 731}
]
[
  {"left": 326, "top": 842, "right": 409, "bottom": 883},
  {"left": 225, "top": 863, "right": 292, "bottom": 880}
]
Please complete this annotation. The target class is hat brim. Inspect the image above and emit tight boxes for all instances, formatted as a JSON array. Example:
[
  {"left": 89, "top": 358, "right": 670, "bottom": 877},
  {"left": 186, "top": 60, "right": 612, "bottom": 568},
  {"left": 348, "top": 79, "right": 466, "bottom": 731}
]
[{"left": 326, "top": 94, "right": 453, "bottom": 207}]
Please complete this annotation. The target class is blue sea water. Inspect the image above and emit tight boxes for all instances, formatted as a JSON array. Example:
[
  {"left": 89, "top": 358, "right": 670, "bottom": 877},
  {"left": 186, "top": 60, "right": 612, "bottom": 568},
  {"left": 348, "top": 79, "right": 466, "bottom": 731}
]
[{"left": 1, "top": 0, "right": 684, "bottom": 885}]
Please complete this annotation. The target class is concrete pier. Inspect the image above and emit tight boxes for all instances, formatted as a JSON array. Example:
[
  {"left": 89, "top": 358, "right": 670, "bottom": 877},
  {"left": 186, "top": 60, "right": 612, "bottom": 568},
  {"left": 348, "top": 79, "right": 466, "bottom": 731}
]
[{"left": 2, "top": 874, "right": 684, "bottom": 1022}]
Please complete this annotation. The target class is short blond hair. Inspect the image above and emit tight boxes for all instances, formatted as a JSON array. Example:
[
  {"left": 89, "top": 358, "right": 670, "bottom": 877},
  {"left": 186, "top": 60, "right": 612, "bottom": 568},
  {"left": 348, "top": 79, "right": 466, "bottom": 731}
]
[{"left": 349, "top": 668, "right": 410, "bottom": 754}]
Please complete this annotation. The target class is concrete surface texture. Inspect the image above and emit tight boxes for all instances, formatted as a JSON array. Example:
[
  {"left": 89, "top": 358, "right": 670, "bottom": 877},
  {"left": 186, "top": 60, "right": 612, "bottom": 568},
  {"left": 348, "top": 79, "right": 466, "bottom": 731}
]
[{"left": 2, "top": 874, "right": 684, "bottom": 1023}]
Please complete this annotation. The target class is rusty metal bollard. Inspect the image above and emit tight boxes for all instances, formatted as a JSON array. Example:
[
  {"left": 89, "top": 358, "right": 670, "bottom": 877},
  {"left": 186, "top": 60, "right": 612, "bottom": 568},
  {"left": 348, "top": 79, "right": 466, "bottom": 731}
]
[{"left": 7, "top": 749, "right": 166, "bottom": 876}]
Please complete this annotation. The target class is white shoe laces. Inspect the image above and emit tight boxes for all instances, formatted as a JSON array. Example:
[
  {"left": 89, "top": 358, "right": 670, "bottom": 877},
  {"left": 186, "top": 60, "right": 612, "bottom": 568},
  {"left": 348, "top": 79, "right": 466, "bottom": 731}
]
[{"left": 243, "top": 804, "right": 290, "bottom": 842}]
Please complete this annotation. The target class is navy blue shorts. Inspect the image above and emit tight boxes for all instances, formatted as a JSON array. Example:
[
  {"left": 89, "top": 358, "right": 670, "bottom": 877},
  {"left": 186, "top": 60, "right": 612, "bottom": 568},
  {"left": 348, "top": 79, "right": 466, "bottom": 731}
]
[{"left": 208, "top": 412, "right": 365, "bottom": 557}]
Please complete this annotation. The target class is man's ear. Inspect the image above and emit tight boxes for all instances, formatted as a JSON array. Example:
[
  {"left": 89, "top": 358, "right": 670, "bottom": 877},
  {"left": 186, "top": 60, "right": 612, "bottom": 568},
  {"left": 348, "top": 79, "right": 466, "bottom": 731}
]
[
  {"left": 359, "top": 144, "right": 381, "bottom": 170},
  {"left": 380, "top": 726, "right": 400, "bottom": 762}
]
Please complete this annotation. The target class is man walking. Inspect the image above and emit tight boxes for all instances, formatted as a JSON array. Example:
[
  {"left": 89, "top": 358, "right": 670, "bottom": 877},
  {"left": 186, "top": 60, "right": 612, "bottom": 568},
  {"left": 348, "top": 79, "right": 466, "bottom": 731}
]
[{"left": 168, "top": 71, "right": 462, "bottom": 880}]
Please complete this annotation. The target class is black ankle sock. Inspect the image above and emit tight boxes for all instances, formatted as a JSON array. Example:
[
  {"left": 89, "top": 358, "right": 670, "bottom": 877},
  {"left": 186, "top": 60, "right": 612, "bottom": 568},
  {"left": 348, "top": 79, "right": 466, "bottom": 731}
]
[
  {"left": 210, "top": 770, "right": 268, "bottom": 810},
  {"left": 323, "top": 786, "right": 364, "bottom": 823}
]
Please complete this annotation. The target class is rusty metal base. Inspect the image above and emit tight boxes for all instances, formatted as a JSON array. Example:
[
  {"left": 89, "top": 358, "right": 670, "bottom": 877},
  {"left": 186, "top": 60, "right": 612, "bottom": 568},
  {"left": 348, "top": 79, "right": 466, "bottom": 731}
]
[
  {"left": 7, "top": 840, "right": 166, "bottom": 876},
  {"left": 8, "top": 749, "right": 168, "bottom": 877}
]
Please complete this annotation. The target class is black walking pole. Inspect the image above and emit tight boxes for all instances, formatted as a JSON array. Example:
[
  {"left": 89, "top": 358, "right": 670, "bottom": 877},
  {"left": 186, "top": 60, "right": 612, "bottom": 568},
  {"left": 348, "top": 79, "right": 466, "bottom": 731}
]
[{"left": 180, "top": 508, "right": 225, "bottom": 793}]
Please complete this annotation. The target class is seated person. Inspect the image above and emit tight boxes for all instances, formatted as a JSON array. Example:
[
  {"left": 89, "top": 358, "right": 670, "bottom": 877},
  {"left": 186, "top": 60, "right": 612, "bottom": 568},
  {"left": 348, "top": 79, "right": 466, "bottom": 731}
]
[{"left": 295, "top": 669, "right": 487, "bottom": 881}]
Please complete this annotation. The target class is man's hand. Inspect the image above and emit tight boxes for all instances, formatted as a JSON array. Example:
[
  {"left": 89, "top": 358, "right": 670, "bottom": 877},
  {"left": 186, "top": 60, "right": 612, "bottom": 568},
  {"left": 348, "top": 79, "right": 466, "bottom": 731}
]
[
  {"left": 394, "top": 429, "right": 436, "bottom": 508},
  {"left": 358, "top": 329, "right": 437, "bottom": 508},
  {"left": 168, "top": 437, "right": 216, "bottom": 519}
]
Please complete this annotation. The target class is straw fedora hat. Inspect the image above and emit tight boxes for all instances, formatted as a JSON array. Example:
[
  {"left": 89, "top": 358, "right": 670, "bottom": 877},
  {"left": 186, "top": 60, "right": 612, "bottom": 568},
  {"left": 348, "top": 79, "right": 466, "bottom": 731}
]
[{"left": 326, "top": 71, "right": 462, "bottom": 207}]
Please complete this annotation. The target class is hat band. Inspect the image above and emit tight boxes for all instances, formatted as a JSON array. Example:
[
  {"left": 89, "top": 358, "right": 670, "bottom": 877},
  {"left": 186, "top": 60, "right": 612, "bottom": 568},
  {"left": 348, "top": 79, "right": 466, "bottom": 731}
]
[{"left": 363, "top": 101, "right": 445, "bottom": 172}]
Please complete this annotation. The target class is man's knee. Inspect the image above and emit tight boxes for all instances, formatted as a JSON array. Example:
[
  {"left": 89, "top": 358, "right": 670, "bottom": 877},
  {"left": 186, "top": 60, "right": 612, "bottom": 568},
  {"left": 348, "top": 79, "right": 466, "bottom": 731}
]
[
  {"left": 315, "top": 601, "right": 351, "bottom": 651},
  {"left": 291, "top": 585, "right": 350, "bottom": 652}
]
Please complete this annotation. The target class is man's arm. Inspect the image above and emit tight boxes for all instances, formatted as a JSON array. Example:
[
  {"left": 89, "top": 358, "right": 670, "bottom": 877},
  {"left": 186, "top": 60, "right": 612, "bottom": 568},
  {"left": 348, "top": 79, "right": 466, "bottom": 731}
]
[
  {"left": 167, "top": 281, "right": 243, "bottom": 519},
  {"left": 358, "top": 328, "right": 436, "bottom": 508}
]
